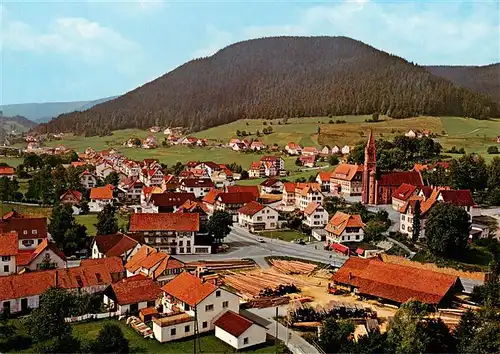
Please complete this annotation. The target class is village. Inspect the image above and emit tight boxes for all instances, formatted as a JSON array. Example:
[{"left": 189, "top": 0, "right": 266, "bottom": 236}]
[{"left": 0, "top": 124, "right": 499, "bottom": 353}]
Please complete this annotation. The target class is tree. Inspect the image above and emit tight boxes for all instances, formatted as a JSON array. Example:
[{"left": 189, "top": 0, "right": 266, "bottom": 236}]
[
  {"left": 95, "top": 204, "right": 119, "bottom": 235},
  {"left": 348, "top": 144, "right": 365, "bottom": 164},
  {"left": 323, "top": 196, "right": 347, "bottom": 216},
  {"left": 39, "top": 253, "right": 56, "bottom": 270},
  {"left": 449, "top": 154, "right": 488, "bottom": 191},
  {"left": 27, "top": 167, "right": 54, "bottom": 204},
  {"left": 49, "top": 204, "right": 88, "bottom": 255},
  {"left": 425, "top": 202, "right": 470, "bottom": 259},
  {"left": 104, "top": 171, "right": 120, "bottom": 187},
  {"left": 236, "top": 129, "right": 241, "bottom": 137},
  {"left": 206, "top": 211, "right": 233, "bottom": 244},
  {"left": 453, "top": 310, "right": 480, "bottom": 353},
  {"left": 488, "top": 157, "right": 500, "bottom": 190},
  {"left": 295, "top": 157, "right": 302, "bottom": 166},
  {"left": 352, "top": 331, "right": 388, "bottom": 354},
  {"left": 411, "top": 200, "right": 421, "bottom": 242},
  {"left": 363, "top": 221, "right": 386, "bottom": 242},
  {"left": 327, "top": 155, "right": 339, "bottom": 166},
  {"left": 318, "top": 317, "right": 354, "bottom": 353},
  {"left": 0, "top": 177, "right": 18, "bottom": 202},
  {"left": 371, "top": 112, "right": 380, "bottom": 122},
  {"left": 487, "top": 146, "right": 499, "bottom": 154},
  {"left": 88, "top": 323, "right": 129, "bottom": 353}
]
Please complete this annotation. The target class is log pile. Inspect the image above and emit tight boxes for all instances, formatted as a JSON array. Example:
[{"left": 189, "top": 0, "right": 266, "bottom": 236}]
[
  {"left": 248, "top": 296, "right": 291, "bottom": 309},
  {"left": 186, "top": 259, "right": 255, "bottom": 271},
  {"left": 270, "top": 259, "right": 317, "bottom": 274}
]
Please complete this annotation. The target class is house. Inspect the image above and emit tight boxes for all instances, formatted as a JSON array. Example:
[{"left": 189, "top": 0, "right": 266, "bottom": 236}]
[
  {"left": 285, "top": 142, "right": 303, "bottom": 155},
  {"left": 59, "top": 190, "right": 83, "bottom": 206},
  {"left": 237, "top": 201, "right": 278, "bottom": 232},
  {"left": 211, "top": 169, "right": 234, "bottom": 188},
  {"left": 249, "top": 141, "right": 266, "bottom": 151},
  {"left": 496, "top": 136, "right": 500, "bottom": 143},
  {"left": 0, "top": 212, "right": 49, "bottom": 251},
  {"left": 405, "top": 130, "right": 417, "bottom": 138},
  {"left": 303, "top": 202, "right": 328, "bottom": 229},
  {"left": 140, "top": 166, "right": 164, "bottom": 187},
  {"left": 89, "top": 185, "right": 114, "bottom": 212},
  {"left": 228, "top": 138, "right": 241, "bottom": 148},
  {"left": 214, "top": 310, "right": 267, "bottom": 350},
  {"left": 320, "top": 146, "right": 331, "bottom": 156},
  {"left": 391, "top": 183, "right": 419, "bottom": 211},
  {"left": 331, "top": 146, "right": 340, "bottom": 154},
  {"left": 299, "top": 155, "right": 316, "bottom": 168},
  {"left": 295, "top": 183, "right": 324, "bottom": 211},
  {"left": 91, "top": 233, "right": 141, "bottom": 262},
  {"left": 153, "top": 272, "right": 240, "bottom": 343},
  {"left": 180, "top": 136, "right": 199, "bottom": 146},
  {"left": 79, "top": 170, "right": 98, "bottom": 189},
  {"left": 129, "top": 213, "right": 210, "bottom": 255},
  {"left": 232, "top": 142, "right": 248, "bottom": 151},
  {"left": 125, "top": 245, "right": 185, "bottom": 284},
  {"left": 330, "top": 164, "right": 364, "bottom": 196},
  {"left": 150, "top": 192, "right": 196, "bottom": 213},
  {"left": 341, "top": 145, "right": 351, "bottom": 155},
  {"left": 226, "top": 185, "right": 260, "bottom": 200},
  {"left": 193, "top": 162, "right": 221, "bottom": 177},
  {"left": 202, "top": 189, "right": 222, "bottom": 215},
  {"left": 260, "top": 178, "right": 283, "bottom": 194},
  {"left": 331, "top": 257, "right": 463, "bottom": 306},
  {"left": 316, "top": 172, "right": 332, "bottom": 192},
  {"left": 103, "top": 275, "right": 162, "bottom": 315},
  {"left": 248, "top": 162, "right": 264, "bottom": 178},
  {"left": 0, "top": 257, "right": 124, "bottom": 314},
  {"left": 302, "top": 146, "right": 318, "bottom": 156},
  {"left": 214, "top": 192, "right": 256, "bottom": 222},
  {"left": 142, "top": 135, "right": 158, "bottom": 149},
  {"left": 175, "top": 200, "right": 209, "bottom": 226},
  {"left": 0, "top": 166, "right": 15, "bottom": 180},
  {"left": 179, "top": 178, "right": 215, "bottom": 198},
  {"left": 260, "top": 156, "right": 285, "bottom": 172},
  {"left": 117, "top": 178, "right": 143, "bottom": 204},
  {"left": 325, "top": 212, "right": 365, "bottom": 247},
  {"left": 150, "top": 126, "right": 161, "bottom": 133},
  {"left": 470, "top": 223, "right": 490, "bottom": 240},
  {"left": 282, "top": 183, "right": 296, "bottom": 206}
]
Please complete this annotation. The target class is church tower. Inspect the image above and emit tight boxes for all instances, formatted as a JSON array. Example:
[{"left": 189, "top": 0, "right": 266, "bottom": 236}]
[{"left": 361, "top": 130, "right": 377, "bottom": 204}]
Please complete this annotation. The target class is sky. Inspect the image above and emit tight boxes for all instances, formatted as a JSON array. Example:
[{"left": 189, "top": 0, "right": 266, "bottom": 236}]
[{"left": 1, "top": 0, "right": 499, "bottom": 105}]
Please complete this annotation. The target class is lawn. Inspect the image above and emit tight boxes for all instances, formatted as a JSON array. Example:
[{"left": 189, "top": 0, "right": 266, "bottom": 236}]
[
  {"left": 75, "top": 213, "right": 129, "bottom": 235},
  {"left": 0, "top": 202, "right": 52, "bottom": 218},
  {"left": 0, "top": 156, "right": 23, "bottom": 167},
  {"left": 260, "top": 230, "right": 305, "bottom": 242}
]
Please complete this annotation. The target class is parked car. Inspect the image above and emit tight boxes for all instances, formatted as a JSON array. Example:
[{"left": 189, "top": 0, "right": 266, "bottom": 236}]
[{"left": 257, "top": 238, "right": 266, "bottom": 243}]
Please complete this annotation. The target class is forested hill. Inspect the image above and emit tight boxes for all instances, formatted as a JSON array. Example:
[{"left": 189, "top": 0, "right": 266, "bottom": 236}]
[
  {"left": 37, "top": 36, "right": 498, "bottom": 136},
  {"left": 425, "top": 64, "right": 500, "bottom": 103}
]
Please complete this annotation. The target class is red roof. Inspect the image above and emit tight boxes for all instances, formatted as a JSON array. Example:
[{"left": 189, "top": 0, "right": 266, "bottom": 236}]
[
  {"left": 0, "top": 232, "right": 18, "bottom": 256},
  {"left": 0, "top": 217, "right": 48, "bottom": 240},
  {"left": 332, "top": 164, "right": 363, "bottom": 181},
  {"left": 392, "top": 183, "right": 418, "bottom": 201},
  {"left": 161, "top": 272, "right": 217, "bottom": 307},
  {"left": 80, "top": 257, "right": 125, "bottom": 274},
  {"left": 238, "top": 201, "right": 265, "bottom": 216},
  {"left": 60, "top": 190, "right": 83, "bottom": 202},
  {"left": 181, "top": 178, "right": 215, "bottom": 188},
  {"left": 226, "top": 185, "right": 260, "bottom": 199},
  {"left": 93, "top": 233, "right": 139, "bottom": 257},
  {"left": 378, "top": 171, "right": 423, "bottom": 187},
  {"left": 109, "top": 277, "right": 162, "bottom": 305},
  {"left": 214, "top": 311, "right": 255, "bottom": 337},
  {"left": 0, "top": 166, "right": 15, "bottom": 175},
  {"left": 16, "top": 239, "right": 67, "bottom": 266},
  {"left": 438, "top": 190, "right": 475, "bottom": 206},
  {"left": 130, "top": 213, "right": 199, "bottom": 232},
  {"left": 151, "top": 193, "right": 196, "bottom": 207},
  {"left": 217, "top": 192, "right": 255, "bottom": 205},
  {"left": 303, "top": 202, "right": 321, "bottom": 216},
  {"left": 317, "top": 172, "right": 332, "bottom": 182},
  {"left": 71, "top": 162, "right": 86, "bottom": 167},
  {"left": 260, "top": 178, "right": 280, "bottom": 187},
  {"left": 331, "top": 242, "right": 349, "bottom": 254},
  {"left": 325, "top": 212, "right": 364, "bottom": 236},
  {"left": 125, "top": 245, "right": 185, "bottom": 279},
  {"left": 90, "top": 185, "right": 114, "bottom": 200},
  {"left": 283, "top": 182, "right": 296, "bottom": 193},
  {"left": 202, "top": 189, "right": 222, "bottom": 204},
  {"left": 332, "top": 257, "right": 461, "bottom": 305}
]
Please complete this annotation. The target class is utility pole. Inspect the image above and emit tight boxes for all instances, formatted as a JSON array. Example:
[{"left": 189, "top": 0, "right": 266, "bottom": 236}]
[
  {"left": 275, "top": 306, "right": 279, "bottom": 354},
  {"left": 193, "top": 302, "right": 197, "bottom": 354}
]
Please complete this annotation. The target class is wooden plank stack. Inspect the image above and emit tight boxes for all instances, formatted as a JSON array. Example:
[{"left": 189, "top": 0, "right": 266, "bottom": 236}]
[{"left": 270, "top": 259, "right": 317, "bottom": 274}]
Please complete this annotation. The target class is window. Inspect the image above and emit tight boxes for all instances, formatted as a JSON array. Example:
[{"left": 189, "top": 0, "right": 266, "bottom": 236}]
[
  {"left": 185, "top": 325, "right": 190, "bottom": 332},
  {"left": 186, "top": 248, "right": 191, "bottom": 253},
  {"left": 401, "top": 215, "right": 405, "bottom": 221},
  {"left": 222, "top": 301, "right": 229, "bottom": 308},
  {"left": 179, "top": 241, "right": 183, "bottom": 246},
  {"left": 171, "top": 328, "right": 176, "bottom": 336},
  {"left": 216, "top": 290, "right": 221, "bottom": 298},
  {"left": 402, "top": 225, "right": 406, "bottom": 230},
  {"left": 32, "top": 230, "right": 38, "bottom": 235},
  {"left": 3, "top": 265, "right": 9, "bottom": 273},
  {"left": 202, "top": 321, "right": 208, "bottom": 329},
  {"left": 244, "top": 337, "right": 249, "bottom": 345},
  {"left": 187, "top": 240, "right": 191, "bottom": 246},
  {"left": 184, "top": 303, "right": 190, "bottom": 311},
  {"left": 355, "top": 235, "right": 360, "bottom": 240},
  {"left": 257, "top": 217, "right": 262, "bottom": 221},
  {"left": 205, "top": 304, "right": 214, "bottom": 312},
  {"left": 179, "top": 248, "right": 184, "bottom": 253},
  {"left": 23, "top": 230, "right": 28, "bottom": 235},
  {"left": 1, "top": 256, "right": 11, "bottom": 262}
]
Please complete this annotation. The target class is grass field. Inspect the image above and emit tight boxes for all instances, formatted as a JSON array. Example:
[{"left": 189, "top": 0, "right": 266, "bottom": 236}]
[
  {"left": 75, "top": 213, "right": 129, "bottom": 235},
  {"left": 0, "top": 202, "right": 52, "bottom": 217},
  {"left": 0, "top": 156, "right": 23, "bottom": 167},
  {"left": 260, "top": 230, "right": 305, "bottom": 242}
]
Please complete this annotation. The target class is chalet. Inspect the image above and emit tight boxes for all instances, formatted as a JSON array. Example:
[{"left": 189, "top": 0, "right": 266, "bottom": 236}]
[
  {"left": 142, "top": 135, "right": 158, "bottom": 149},
  {"left": 248, "top": 162, "right": 264, "bottom": 178},
  {"left": 249, "top": 141, "right": 266, "bottom": 151},
  {"left": 117, "top": 178, "right": 143, "bottom": 204},
  {"left": 294, "top": 183, "right": 324, "bottom": 211},
  {"left": 285, "top": 142, "right": 302, "bottom": 155},
  {"left": 79, "top": 170, "right": 98, "bottom": 189},
  {"left": 232, "top": 142, "right": 247, "bottom": 151},
  {"left": 302, "top": 146, "right": 318, "bottom": 156},
  {"left": 162, "top": 175, "right": 180, "bottom": 191},
  {"left": 331, "top": 146, "right": 340, "bottom": 154},
  {"left": 0, "top": 212, "right": 49, "bottom": 251},
  {"left": 325, "top": 212, "right": 365, "bottom": 247},
  {"left": 330, "top": 164, "right": 364, "bottom": 196},
  {"left": 129, "top": 213, "right": 210, "bottom": 255},
  {"left": 150, "top": 192, "right": 196, "bottom": 213},
  {"left": 126, "top": 137, "right": 141, "bottom": 148},
  {"left": 316, "top": 172, "right": 332, "bottom": 192},
  {"left": 237, "top": 201, "right": 278, "bottom": 232},
  {"left": 211, "top": 169, "right": 234, "bottom": 188},
  {"left": 214, "top": 311, "right": 267, "bottom": 350},
  {"left": 89, "top": 185, "right": 114, "bottom": 213},
  {"left": 103, "top": 275, "right": 162, "bottom": 315},
  {"left": 331, "top": 257, "right": 463, "bottom": 306},
  {"left": 319, "top": 146, "right": 331, "bottom": 156},
  {"left": 260, "top": 155, "right": 285, "bottom": 172},
  {"left": 260, "top": 178, "right": 283, "bottom": 194},
  {"left": 202, "top": 189, "right": 222, "bottom": 215},
  {"left": 91, "top": 233, "right": 141, "bottom": 262},
  {"left": 140, "top": 166, "right": 164, "bottom": 187},
  {"left": 153, "top": 272, "right": 240, "bottom": 343},
  {"left": 175, "top": 200, "right": 209, "bottom": 226},
  {"left": 228, "top": 138, "right": 241, "bottom": 149},
  {"left": 215, "top": 192, "right": 256, "bottom": 221},
  {"left": 179, "top": 178, "right": 215, "bottom": 198},
  {"left": 0, "top": 166, "right": 15, "bottom": 180},
  {"left": 299, "top": 155, "right": 316, "bottom": 168},
  {"left": 282, "top": 183, "right": 296, "bottom": 206},
  {"left": 125, "top": 245, "right": 185, "bottom": 284},
  {"left": 59, "top": 190, "right": 83, "bottom": 206},
  {"left": 303, "top": 202, "right": 328, "bottom": 229},
  {"left": 391, "top": 183, "right": 419, "bottom": 211},
  {"left": 341, "top": 145, "right": 351, "bottom": 155}
]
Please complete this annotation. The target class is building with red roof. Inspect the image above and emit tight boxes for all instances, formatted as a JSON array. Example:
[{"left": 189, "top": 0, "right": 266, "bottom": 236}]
[
  {"left": 330, "top": 164, "right": 364, "bottom": 196},
  {"left": 79, "top": 170, "right": 98, "bottom": 189},
  {"left": 316, "top": 171, "right": 332, "bottom": 192},
  {"left": 0, "top": 214, "right": 49, "bottom": 251},
  {"left": 391, "top": 183, "right": 420, "bottom": 211},
  {"left": 237, "top": 201, "right": 278, "bottom": 231},
  {"left": 299, "top": 155, "right": 316, "bottom": 168},
  {"left": 175, "top": 200, "right": 209, "bottom": 226},
  {"left": 60, "top": 190, "right": 83, "bottom": 206},
  {"left": 89, "top": 184, "right": 115, "bottom": 212},
  {"left": 325, "top": 212, "right": 365, "bottom": 247},
  {"left": 0, "top": 166, "right": 15, "bottom": 180},
  {"left": 285, "top": 142, "right": 303, "bottom": 155},
  {"left": 226, "top": 185, "right": 260, "bottom": 199},
  {"left": 91, "top": 233, "right": 141, "bottom": 262},
  {"left": 303, "top": 202, "right": 329, "bottom": 229},
  {"left": 214, "top": 310, "right": 267, "bottom": 350},
  {"left": 179, "top": 178, "right": 215, "bottom": 198},
  {"left": 260, "top": 178, "right": 283, "bottom": 194},
  {"left": 331, "top": 257, "right": 463, "bottom": 305},
  {"left": 215, "top": 192, "right": 256, "bottom": 222},
  {"left": 151, "top": 192, "right": 196, "bottom": 213}
]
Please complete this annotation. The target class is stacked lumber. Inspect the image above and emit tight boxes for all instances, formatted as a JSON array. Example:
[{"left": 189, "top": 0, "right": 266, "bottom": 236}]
[
  {"left": 186, "top": 259, "right": 255, "bottom": 271},
  {"left": 249, "top": 296, "right": 291, "bottom": 308},
  {"left": 270, "top": 259, "right": 317, "bottom": 274}
]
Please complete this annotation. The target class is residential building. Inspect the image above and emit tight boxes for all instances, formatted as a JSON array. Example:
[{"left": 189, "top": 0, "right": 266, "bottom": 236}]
[
  {"left": 405, "top": 130, "right": 417, "bottom": 138},
  {"left": 331, "top": 146, "right": 340, "bottom": 154},
  {"left": 320, "top": 146, "right": 331, "bottom": 156},
  {"left": 179, "top": 178, "right": 215, "bottom": 198},
  {"left": 140, "top": 166, "right": 164, "bottom": 187},
  {"left": 214, "top": 311, "right": 267, "bottom": 350},
  {"left": 391, "top": 183, "right": 419, "bottom": 211},
  {"left": 237, "top": 202, "right": 278, "bottom": 232},
  {"left": 180, "top": 136, "right": 199, "bottom": 146},
  {"left": 202, "top": 189, "right": 222, "bottom": 215},
  {"left": 316, "top": 172, "right": 332, "bottom": 192},
  {"left": 330, "top": 164, "right": 364, "bottom": 196},
  {"left": 150, "top": 192, "right": 196, "bottom": 213},
  {"left": 15, "top": 239, "right": 67, "bottom": 274},
  {"left": 282, "top": 183, "right": 296, "bottom": 206},
  {"left": 214, "top": 192, "right": 256, "bottom": 222},
  {"left": 285, "top": 142, "right": 302, "bottom": 155},
  {"left": 142, "top": 135, "right": 158, "bottom": 149},
  {"left": 91, "top": 233, "right": 141, "bottom": 262},
  {"left": 0, "top": 212, "right": 49, "bottom": 251},
  {"left": 103, "top": 275, "right": 162, "bottom": 315},
  {"left": 193, "top": 162, "right": 221, "bottom": 177},
  {"left": 341, "top": 145, "right": 351, "bottom": 155},
  {"left": 129, "top": 213, "right": 210, "bottom": 255},
  {"left": 299, "top": 155, "right": 316, "bottom": 168},
  {"left": 260, "top": 156, "right": 285, "bottom": 172},
  {"left": 89, "top": 185, "right": 114, "bottom": 213},
  {"left": 294, "top": 183, "right": 324, "bottom": 211},
  {"left": 153, "top": 272, "right": 239, "bottom": 342},
  {"left": 79, "top": 170, "right": 98, "bottom": 189},
  {"left": 175, "top": 200, "right": 209, "bottom": 226},
  {"left": 260, "top": 178, "right": 283, "bottom": 194},
  {"left": 0, "top": 166, "right": 15, "bottom": 180},
  {"left": 325, "top": 212, "right": 365, "bottom": 247},
  {"left": 226, "top": 185, "right": 260, "bottom": 200},
  {"left": 59, "top": 190, "right": 83, "bottom": 206},
  {"left": 249, "top": 141, "right": 266, "bottom": 151},
  {"left": 303, "top": 202, "right": 328, "bottom": 229},
  {"left": 302, "top": 146, "right": 318, "bottom": 156}
]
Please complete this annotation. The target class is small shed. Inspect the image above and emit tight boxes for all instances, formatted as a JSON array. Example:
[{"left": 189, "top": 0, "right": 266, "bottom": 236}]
[{"left": 139, "top": 307, "right": 158, "bottom": 322}]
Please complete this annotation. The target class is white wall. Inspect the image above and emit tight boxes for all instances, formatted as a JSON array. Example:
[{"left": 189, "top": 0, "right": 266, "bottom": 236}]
[
  {"left": 153, "top": 319, "right": 195, "bottom": 343},
  {"left": 0, "top": 256, "right": 16, "bottom": 276},
  {"left": 238, "top": 207, "right": 278, "bottom": 231},
  {"left": 215, "top": 323, "right": 267, "bottom": 350},
  {"left": 24, "top": 249, "right": 66, "bottom": 271}
]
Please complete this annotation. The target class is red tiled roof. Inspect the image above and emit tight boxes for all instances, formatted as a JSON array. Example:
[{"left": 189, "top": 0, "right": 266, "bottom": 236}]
[
  {"left": 303, "top": 146, "right": 318, "bottom": 153},
  {"left": 16, "top": 239, "right": 67, "bottom": 266},
  {"left": 60, "top": 190, "right": 83, "bottom": 202},
  {"left": 238, "top": 201, "right": 265, "bottom": 216},
  {"left": 260, "top": 178, "right": 280, "bottom": 187},
  {"left": 80, "top": 256, "right": 125, "bottom": 274},
  {"left": 151, "top": 193, "right": 196, "bottom": 207},
  {"left": 317, "top": 172, "right": 332, "bottom": 182},
  {"left": 438, "top": 190, "right": 475, "bottom": 206},
  {"left": 332, "top": 164, "right": 363, "bottom": 181},
  {"left": 176, "top": 200, "right": 209, "bottom": 214},
  {"left": 90, "top": 185, "right": 114, "bottom": 200},
  {"left": 181, "top": 178, "right": 215, "bottom": 188},
  {"left": 214, "top": 311, "right": 255, "bottom": 337},
  {"left": 130, "top": 213, "right": 199, "bottom": 232},
  {"left": 325, "top": 212, "right": 364, "bottom": 236},
  {"left": 249, "top": 161, "right": 262, "bottom": 170},
  {"left": 161, "top": 272, "right": 217, "bottom": 307},
  {"left": 0, "top": 166, "right": 15, "bottom": 175},
  {"left": 226, "top": 185, "right": 260, "bottom": 199},
  {"left": 260, "top": 155, "right": 282, "bottom": 162},
  {"left": 109, "top": 277, "right": 162, "bottom": 305},
  {"left": 0, "top": 232, "right": 18, "bottom": 256},
  {"left": 94, "top": 233, "right": 138, "bottom": 257},
  {"left": 332, "top": 257, "right": 461, "bottom": 305},
  {"left": 217, "top": 192, "right": 255, "bottom": 205},
  {"left": 392, "top": 183, "right": 418, "bottom": 201},
  {"left": 331, "top": 242, "right": 349, "bottom": 254},
  {"left": 378, "top": 171, "right": 423, "bottom": 187},
  {"left": 202, "top": 189, "right": 222, "bottom": 204},
  {"left": 303, "top": 202, "right": 320, "bottom": 216},
  {"left": 283, "top": 182, "right": 296, "bottom": 193},
  {"left": 71, "top": 162, "right": 86, "bottom": 167},
  {"left": 0, "top": 217, "right": 48, "bottom": 239}
]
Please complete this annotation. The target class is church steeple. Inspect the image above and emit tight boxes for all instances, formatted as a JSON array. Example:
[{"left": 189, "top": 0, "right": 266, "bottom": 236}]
[
  {"left": 364, "top": 129, "right": 376, "bottom": 167},
  {"left": 362, "top": 130, "right": 377, "bottom": 204}
]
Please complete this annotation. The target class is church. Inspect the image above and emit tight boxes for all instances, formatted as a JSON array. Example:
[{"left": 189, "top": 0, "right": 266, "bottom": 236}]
[{"left": 361, "top": 131, "right": 424, "bottom": 205}]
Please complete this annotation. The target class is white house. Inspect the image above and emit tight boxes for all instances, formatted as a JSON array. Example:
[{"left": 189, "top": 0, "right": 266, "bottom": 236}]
[
  {"left": 405, "top": 130, "right": 417, "bottom": 138},
  {"left": 179, "top": 178, "right": 215, "bottom": 198},
  {"left": 79, "top": 170, "right": 98, "bottom": 189},
  {"left": 260, "top": 178, "right": 283, "bottom": 194},
  {"left": 237, "top": 201, "right": 278, "bottom": 232},
  {"left": 341, "top": 145, "right": 351, "bottom": 155},
  {"left": 91, "top": 233, "right": 140, "bottom": 262},
  {"left": 153, "top": 272, "right": 240, "bottom": 343},
  {"left": 331, "top": 146, "right": 340, "bottom": 154},
  {"left": 295, "top": 183, "right": 324, "bottom": 211},
  {"left": 325, "top": 212, "right": 365, "bottom": 247},
  {"left": 89, "top": 185, "right": 114, "bottom": 213},
  {"left": 303, "top": 202, "right": 329, "bottom": 229},
  {"left": 285, "top": 142, "right": 303, "bottom": 156},
  {"left": 214, "top": 310, "right": 267, "bottom": 350},
  {"left": 103, "top": 276, "right": 161, "bottom": 315}
]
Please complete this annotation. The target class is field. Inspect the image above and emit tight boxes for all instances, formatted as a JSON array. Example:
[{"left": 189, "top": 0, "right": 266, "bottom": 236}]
[
  {"left": 75, "top": 213, "right": 129, "bottom": 235},
  {"left": 260, "top": 230, "right": 306, "bottom": 242}
]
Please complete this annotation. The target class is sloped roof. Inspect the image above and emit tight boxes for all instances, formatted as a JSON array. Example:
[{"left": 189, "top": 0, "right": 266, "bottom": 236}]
[
  {"left": 226, "top": 185, "right": 260, "bottom": 199},
  {"left": 151, "top": 192, "right": 196, "bottom": 207},
  {"left": 378, "top": 171, "right": 423, "bottom": 187},
  {"left": 303, "top": 202, "right": 321, "bottom": 216},
  {"left": 0, "top": 217, "right": 48, "bottom": 239},
  {"left": 317, "top": 172, "right": 332, "bottom": 182},
  {"left": 214, "top": 311, "right": 255, "bottom": 337},
  {"left": 283, "top": 182, "right": 296, "bottom": 193},
  {"left": 181, "top": 178, "right": 215, "bottom": 188},
  {"left": 0, "top": 232, "right": 18, "bottom": 256},
  {"left": 260, "top": 178, "right": 281, "bottom": 187},
  {"left": 94, "top": 233, "right": 139, "bottom": 257},
  {"left": 125, "top": 245, "right": 184, "bottom": 279},
  {"left": 202, "top": 189, "right": 222, "bottom": 204},
  {"left": 0, "top": 166, "right": 15, "bottom": 175},
  {"left": 238, "top": 201, "right": 265, "bottom": 216},
  {"left": 176, "top": 200, "right": 209, "bottom": 214},
  {"left": 80, "top": 256, "right": 125, "bottom": 274},
  {"left": 109, "top": 276, "right": 162, "bottom": 305},
  {"left": 332, "top": 257, "right": 461, "bottom": 305},
  {"left": 325, "top": 212, "right": 364, "bottom": 236},
  {"left": 438, "top": 190, "right": 475, "bottom": 206},
  {"left": 217, "top": 192, "right": 255, "bottom": 205},
  {"left": 60, "top": 190, "right": 83, "bottom": 202},
  {"left": 392, "top": 183, "right": 418, "bottom": 201},
  {"left": 130, "top": 213, "right": 199, "bottom": 232},
  {"left": 16, "top": 239, "right": 67, "bottom": 266},
  {"left": 332, "top": 164, "right": 363, "bottom": 181},
  {"left": 90, "top": 185, "right": 114, "bottom": 200},
  {"left": 161, "top": 272, "right": 217, "bottom": 307}
]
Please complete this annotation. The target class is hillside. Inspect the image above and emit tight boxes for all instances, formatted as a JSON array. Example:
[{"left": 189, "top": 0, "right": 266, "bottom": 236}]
[
  {"left": 0, "top": 114, "right": 37, "bottom": 143},
  {"left": 36, "top": 36, "right": 498, "bottom": 136},
  {"left": 0, "top": 96, "right": 117, "bottom": 123},
  {"left": 425, "top": 64, "right": 500, "bottom": 103}
]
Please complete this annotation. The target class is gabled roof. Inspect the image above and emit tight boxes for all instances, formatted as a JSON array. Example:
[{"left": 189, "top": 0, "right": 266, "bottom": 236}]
[
  {"left": 214, "top": 310, "right": 255, "bottom": 337},
  {"left": 202, "top": 189, "right": 222, "bottom": 205},
  {"left": 297, "top": 183, "right": 322, "bottom": 196},
  {"left": 217, "top": 192, "right": 255, "bottom": 205},
  {"left": 317, "top": 172, "right": 332, "bottom": 182},
  {"left": 438, "top": 190, "right": 475, "bottom": 206},
  {"left": 260, "top": 155, "right": 282, "bottom": 162},
  {"left": 378, "top": 171, "right": 423, "bottom": 187},
  {"left": 176, "top": 200, "right": 209, "bottom": 214},
  {"left": 109, "top": 276, "right": 162, "bottom": 305},
  {"left": 0, "top": 217, "right": 48, "bottom": 239},
  {"left": 130, "top": 213, "right": 199, "bottom": 232},
  {"left": 60, "top": 190, "right": 83, "bottom": 202},
  {"left": 331, "top": 257, "right": 461, "bottom": 305},
  {"left": 17, "top": 239, "right": 67, "bottom": 266},
  {"left": 226, "top": 185, "right": 260, "bottom": 199},
  {"left": 161, "top": 272, "right": 217, "bottom": 307},
  {"left": 260, "top": 178, "right": 281, "bottom": 187},
  {"left": 303, "top": 202, "right": 321, "bottom": 216},
  {"left": 151, "top": 192, "right": 196, "bottom": 207},
  {"left": 90, "top": 185, "right": 114, "bottom": 200},
  {"left": 0, "top": 232, "right": 18, "bottom": 256},
  {"left": 126, "top": 245, "right": 184, "bottom": 280},
  {"left": 181, "top": 178, "right": 215, "bottom": 188},
  {"left": 303, "top": 146, "right": 318, "bottom": 153},
  {"left": 332, "top": 164, "right": 363, "bottom": 181},
  {"left": 325, "top": 212, "right": 364, "bottom": 236},
  {"left": 249, "top": 161, "right": 262, "bottom": 170},
  {"left": 283, "top": 182, "right": 296, "bottom": 193},
  {"left": 93, "top": 233, "right": 139, "bottom": 257},
  {"left": 392, "top": 183, "right": 418, "bottom": 201},
  {"left": 80, "top": 256, "right": 125, "bottom": 274},
  {"left": 238, "top": 201, "right": 265, "bottom": 216}
]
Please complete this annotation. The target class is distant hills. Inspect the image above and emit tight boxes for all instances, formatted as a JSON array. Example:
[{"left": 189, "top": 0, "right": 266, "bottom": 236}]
[
  {"left": 0, "top": 96, "right": 118, "bottom": 123},
  {"left": 0, "top": 114, "right": 38, "bottom": 143},
  {"left": 33, "top": 36, "right": 499, "bottom": 136}
]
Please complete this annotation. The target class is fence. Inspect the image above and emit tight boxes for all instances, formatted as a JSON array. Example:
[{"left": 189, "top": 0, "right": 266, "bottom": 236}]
[{"left": 64, "top": 311, "right": 120, "bottom": 323}]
